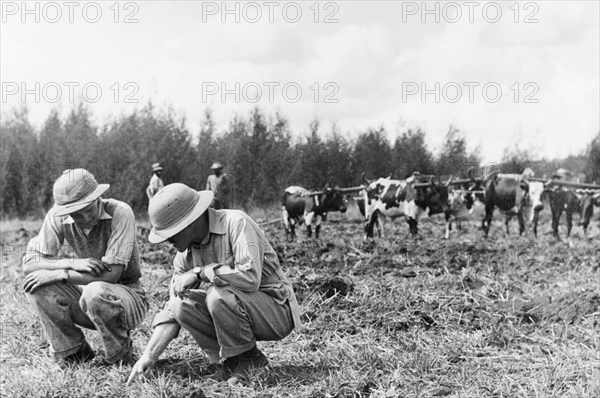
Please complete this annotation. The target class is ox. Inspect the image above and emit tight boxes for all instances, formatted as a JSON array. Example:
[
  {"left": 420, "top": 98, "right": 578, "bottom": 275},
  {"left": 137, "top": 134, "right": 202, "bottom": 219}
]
[
  {"left": 282, "top": 185, "right": 347, "bottom": 241},
  {"left": 361, "top": 174, "right": 449, "bottom": 238},
  {"left": 444, "top": 186, "right": 487, "bottom": 239},
  {"left": 529, "top": 180, "right": 598, "bottom": 239},
  {"left": 470, "top": 170, "right": 532, "bottom": 237}
]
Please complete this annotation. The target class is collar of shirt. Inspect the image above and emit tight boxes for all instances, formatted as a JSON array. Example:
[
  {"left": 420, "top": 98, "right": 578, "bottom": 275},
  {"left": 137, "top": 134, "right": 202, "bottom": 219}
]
[
  {"left": 62, "top": 199, "right": 113, "bottom": 225},
  {"left": 196, "top": 207, "right": 226, "bottom": 246}
]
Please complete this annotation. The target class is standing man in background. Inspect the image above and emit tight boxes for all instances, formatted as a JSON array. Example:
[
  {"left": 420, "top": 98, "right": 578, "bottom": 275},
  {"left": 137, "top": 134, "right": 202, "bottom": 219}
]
[
  {"left": 206, "top": 162, "right": 231, "bottom": 209},
  {"left": 146, "top": 162, "right": 165, "bottom": 201}
]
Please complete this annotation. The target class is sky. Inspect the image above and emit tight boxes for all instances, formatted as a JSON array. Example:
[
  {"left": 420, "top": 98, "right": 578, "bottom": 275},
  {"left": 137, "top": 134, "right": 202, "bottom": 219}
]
[{"left": 1, "top": 0, "right": 599, "bottom": 162}]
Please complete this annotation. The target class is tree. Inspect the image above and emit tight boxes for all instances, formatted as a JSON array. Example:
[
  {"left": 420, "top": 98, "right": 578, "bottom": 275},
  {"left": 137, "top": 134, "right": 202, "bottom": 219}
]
[
  {"left": 0, "top": 106, "right": 38, "bottom": 216},
  {"left": 501, "top": 143, "right": 536, "bottom": 174},
  {"left": 436, "top": 126, "right": 479, "bottom": 177},
  {"left": 352, "top": 127, "right": 393, "bottom": 180},
  {"left": 392, "top": 128, "right": 435, "bottom": 178},
  {"left": 584, "top": 134, "right": 600, "bottom": 183}
]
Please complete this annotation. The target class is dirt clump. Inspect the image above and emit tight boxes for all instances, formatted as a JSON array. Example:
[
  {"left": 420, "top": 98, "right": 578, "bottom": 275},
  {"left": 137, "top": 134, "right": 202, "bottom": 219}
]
[
  {"left": 316, "top": 276, "right": 354, "bottom": 298},
  {"left": 519, "top": 290, "right": 600, "bottom": 325}
]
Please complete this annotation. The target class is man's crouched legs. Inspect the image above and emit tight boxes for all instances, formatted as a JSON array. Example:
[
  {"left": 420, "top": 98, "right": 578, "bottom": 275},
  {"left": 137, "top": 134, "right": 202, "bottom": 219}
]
[
  {"left": 27, "top": 281, "right": 148, "bottom": 364},
  {"left": 170, "top": 285, "right": 294, "bottom": 378}
]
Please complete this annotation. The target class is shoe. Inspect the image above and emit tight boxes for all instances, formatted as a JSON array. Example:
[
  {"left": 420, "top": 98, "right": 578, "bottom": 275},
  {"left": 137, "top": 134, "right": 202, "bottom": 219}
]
[
  {"left": 223, "top": 347, "right": 269, "bottom": 383},
  {"left": 61, "top": 341, "right": 96, "bottom": 365}
]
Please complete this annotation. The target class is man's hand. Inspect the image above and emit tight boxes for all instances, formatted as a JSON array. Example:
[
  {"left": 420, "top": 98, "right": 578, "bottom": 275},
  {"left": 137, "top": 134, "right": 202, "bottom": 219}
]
[
  {"left": 126, "top": 354, "right": 155, "bottom": 385},
  {"left": 70, "top": 258, "right": 112, "bottom": 276},
  {"left": 23, "top": 270, "right": 64, "bottom": 293},
  {"left": 172, "top": 272, "right": 199, "bottom": 299}
]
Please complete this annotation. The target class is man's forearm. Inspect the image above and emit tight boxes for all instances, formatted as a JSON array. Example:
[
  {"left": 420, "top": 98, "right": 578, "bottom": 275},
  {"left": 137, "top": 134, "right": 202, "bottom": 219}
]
[
  {"left": 22, "top": 257, "right": 74, "bottom": 274},
  {"left": 66, "top": 265, "right": 123, "bottom": 285},
  {"left": 143, "top": 323, "right": 181, "bottom": 360}
]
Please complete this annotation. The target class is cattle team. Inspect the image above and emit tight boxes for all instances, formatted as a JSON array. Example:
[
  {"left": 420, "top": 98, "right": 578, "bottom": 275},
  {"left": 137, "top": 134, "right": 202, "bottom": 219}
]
[{"left": 21, "top": 163, "right": 599, "bottom": 387}]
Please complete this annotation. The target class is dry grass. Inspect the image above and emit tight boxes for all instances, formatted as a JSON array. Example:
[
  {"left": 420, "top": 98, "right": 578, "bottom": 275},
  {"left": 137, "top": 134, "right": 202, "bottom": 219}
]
[{"left": 1, "top": 210, "right": 599, "bottom": 397}]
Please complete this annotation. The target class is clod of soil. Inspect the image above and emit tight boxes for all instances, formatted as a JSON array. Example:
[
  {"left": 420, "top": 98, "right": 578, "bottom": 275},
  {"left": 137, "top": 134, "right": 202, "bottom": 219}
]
[
  {"left": 519, "top": 291, "right": 600, "bottom": 325},
  {"left": 317, "top": 276, "right": 355, "bottom": 298}
]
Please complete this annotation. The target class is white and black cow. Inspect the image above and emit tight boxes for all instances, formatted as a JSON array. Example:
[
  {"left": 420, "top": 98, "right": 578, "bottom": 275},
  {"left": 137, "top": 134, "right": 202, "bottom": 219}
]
[
  {"left": 361, "top": 174, "right": 449, "bottom": 239},
  {"left": 529, "top": 179, "right": 598, "bottom": 239},
  {"left": 444, "top": 185, "right": 486, "bottom": 239},
  {"left": 282, "top": 185, "right": 347, "bottom": 241}
]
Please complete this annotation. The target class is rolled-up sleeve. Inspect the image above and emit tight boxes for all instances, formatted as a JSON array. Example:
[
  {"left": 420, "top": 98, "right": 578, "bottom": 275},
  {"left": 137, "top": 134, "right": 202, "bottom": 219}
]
[
  {"left": 23, "top": 210, "right": 64, "bottom": 266},
  {"left": 102, "top": 205, "right": 136, "bottom": 267}
]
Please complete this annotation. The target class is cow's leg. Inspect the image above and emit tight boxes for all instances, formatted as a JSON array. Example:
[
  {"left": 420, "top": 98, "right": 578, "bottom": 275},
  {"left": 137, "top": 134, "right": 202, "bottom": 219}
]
[
  {"left": 483, "top": 206, "right": 494, "bottom": 237},
  {"left": 444, "top": 211, "right": 452, "bottom": 239},
  {"left": 551, "top": 207, "right": 563, "bottom": 239},
  {"left": 565, "top": 210, "right": 573, "bottom": 238},
  {"left": 290, "top": 218, "right": 296, "bottom": 241},
  {"left": 517, "top": 211, "right": 525, "bottom": 236},
  {"left": 364, "top": 211, "right": 377, "bottom": 239},
  {"left": 407, "top": 218, "right": 418, "bottom": 236},
  {"left": 580, "top": 203, "right": 593, "bottom": 237},
  {"left": 532, "top": 209, "right": 540, "bottom": 238},
  {"left": 314, "top": 214, "right": 322, "bottom": 239},
  {"left": 376, "top": 213, "right": 385, "bottom": 238},
  {"left": 304, "top": 212, "right": 315, "bottom": 238},
  {"left": 504, "top": 214, "right": 512, "bottom": 235},
  {"left": 282, "top": 207, "right": 292, "bottom": 242}
]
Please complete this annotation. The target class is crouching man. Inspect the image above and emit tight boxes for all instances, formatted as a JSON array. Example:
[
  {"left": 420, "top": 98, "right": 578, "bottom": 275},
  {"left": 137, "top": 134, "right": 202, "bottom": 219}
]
[
  {"left": 23, "top": 169, "right": 148, "bottom": 365},
  {"left": 127, "top": 183, "right": 300, "bottom": 384}
]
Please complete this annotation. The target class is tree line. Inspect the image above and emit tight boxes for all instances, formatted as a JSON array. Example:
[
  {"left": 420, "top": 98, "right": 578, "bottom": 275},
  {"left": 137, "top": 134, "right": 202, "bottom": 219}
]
[{"left": 1, "top": 103, "right": 598, "bottom": 217}]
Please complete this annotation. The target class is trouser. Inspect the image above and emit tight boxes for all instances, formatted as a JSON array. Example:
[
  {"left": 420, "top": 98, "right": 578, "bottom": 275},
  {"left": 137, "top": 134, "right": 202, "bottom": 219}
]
[
  {"left": 26, "top": 281, "right": 149, "bottom": 363},
  {"left": 170, "top": 285, "right": 294, "bottom": 363}
]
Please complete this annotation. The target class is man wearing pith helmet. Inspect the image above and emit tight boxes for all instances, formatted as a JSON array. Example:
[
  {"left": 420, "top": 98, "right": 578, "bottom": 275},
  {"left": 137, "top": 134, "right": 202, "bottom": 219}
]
[
  {"left": 22, "top": 168, "right": 148, "bottom": 365},
  {"left": 128, "top": 183, "right": 300, "bottom": 384}
]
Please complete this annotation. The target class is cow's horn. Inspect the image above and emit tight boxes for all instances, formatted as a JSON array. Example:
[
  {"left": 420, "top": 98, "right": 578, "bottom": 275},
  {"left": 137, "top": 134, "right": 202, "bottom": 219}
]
[
  {"left": 445, "top": 176, "right": 454, "bottom": 186},
  {"left": 467, "top": 167, "right": 475, "bottom": 181},
  {"left": 361, "top": 172, "right": 371, "bottom": 185}
]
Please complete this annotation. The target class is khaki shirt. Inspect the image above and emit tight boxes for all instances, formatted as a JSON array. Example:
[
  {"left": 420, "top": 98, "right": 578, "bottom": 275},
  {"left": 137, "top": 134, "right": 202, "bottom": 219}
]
[
  {"left": 153, "top": 208, "right": 301, "bottom": 330},
  {"left": 23, "top": 198, "right": 142, "bottom": 285}
]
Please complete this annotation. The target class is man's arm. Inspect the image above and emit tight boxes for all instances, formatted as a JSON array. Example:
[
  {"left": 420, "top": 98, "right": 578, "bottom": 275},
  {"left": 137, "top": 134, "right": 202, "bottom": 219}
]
[
  {"left": 23, "top": 263, "right": 123, "bottom": 293},
  {"left": 195, "top": 216, "right": 264, "bottom": 292},
  {"left": 22, "top": 255, "right": 110, "bottom": 275},
  {"left": 128, "top": 251, "right": 189, "bottom": 384},
  {"left": 127, "top": 323, "right": 180, "bottom": 385}
]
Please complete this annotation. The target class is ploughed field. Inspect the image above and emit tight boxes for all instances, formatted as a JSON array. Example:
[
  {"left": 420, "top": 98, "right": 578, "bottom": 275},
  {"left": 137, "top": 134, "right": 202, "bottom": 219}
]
[{"left": 1, "top": 210, "right": 599, "bottom": 398}]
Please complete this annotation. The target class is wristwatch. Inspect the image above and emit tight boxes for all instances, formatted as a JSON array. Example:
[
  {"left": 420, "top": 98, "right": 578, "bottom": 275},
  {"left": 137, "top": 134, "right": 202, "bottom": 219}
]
[{"left": 192, "top": 266, "right": 204, "bottom": 282}]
